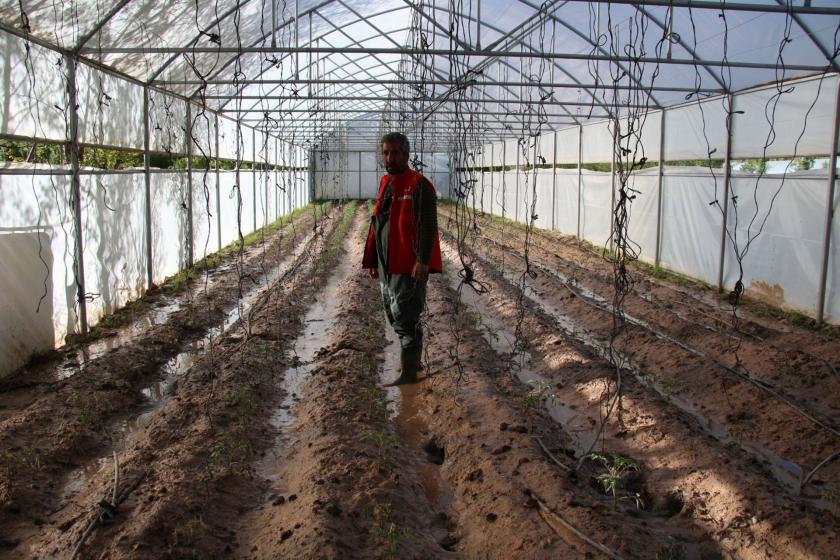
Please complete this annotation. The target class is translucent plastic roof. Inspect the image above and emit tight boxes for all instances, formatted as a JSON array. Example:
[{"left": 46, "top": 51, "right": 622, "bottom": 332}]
[{"left": 1, "top": 0, "right": 839, "bottom": 150}]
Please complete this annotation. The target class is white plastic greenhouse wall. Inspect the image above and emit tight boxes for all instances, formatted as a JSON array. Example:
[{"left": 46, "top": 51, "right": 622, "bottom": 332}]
[
  {"left": 0, "top": 31, "right": 311, "bottom": 375},
  {"left": 2, "top": 0, "right": 840, "bottom": 380}
]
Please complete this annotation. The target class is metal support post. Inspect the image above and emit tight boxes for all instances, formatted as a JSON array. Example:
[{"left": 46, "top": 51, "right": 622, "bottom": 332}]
[
  {"left": 358, "top": 151, "right": 362, "bottom": 199},
  {"left": 655, "top": 108, "right": 666, "bottom": 268},
  {"left": 577, "top": 124, "right": 583, "bottom": 240},
  {"left": 610, "top": 122, "right": 616, "bottom": 253},
  {"left": 66, "top": 55, "right": 87, "bottom": 335},
  {"left": 476, "top": 0, "right": 481, "bottom": 51},
  {"left": 489, "top": 143, "right": 495, "bottom": 215},
  {"left": 143, "top": 86, "right": 153, "bottom": 288},
  {"left": 252, "top": 128, "right": 257, "bottom": 231},
  {"left": 552, "top": 131, "right": 557, "bottom": 230},
  {"left": 185, "top": 103, "right": 194, "bottom": 267},
  {"left": 717, "top": 94, "right": 734, "bottom": 291},
  {"left": 215, "top": 114, "right": 221, "bottom": 251},
  {"left": 295, "top": 0, "right": 300, "bottom": 80},
  {"left": 502, "top": 141, "right": 507, "bottom": 218},
  {"left": 817, "top": 79, "right": 840, "bottom": 323}
]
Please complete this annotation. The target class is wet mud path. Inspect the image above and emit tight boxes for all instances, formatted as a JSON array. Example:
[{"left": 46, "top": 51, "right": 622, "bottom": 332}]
[{"left": 1, "top": 200, "right": 838, "bottom": 559}]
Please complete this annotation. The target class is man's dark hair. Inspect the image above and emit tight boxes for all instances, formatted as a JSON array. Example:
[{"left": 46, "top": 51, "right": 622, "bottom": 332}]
[{"left": 380, "top": 131, "right": 410, "bottom": 154}]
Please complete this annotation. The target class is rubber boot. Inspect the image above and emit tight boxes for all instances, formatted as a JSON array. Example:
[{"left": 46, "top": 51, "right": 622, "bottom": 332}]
[{"left": 387, "top": 346, "right": 422, "bottom": 386}]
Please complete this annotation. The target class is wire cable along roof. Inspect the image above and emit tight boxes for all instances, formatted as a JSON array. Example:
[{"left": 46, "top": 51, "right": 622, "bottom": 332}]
[{"left": 2, "top": 0, "right": 838, "bottom": 151}]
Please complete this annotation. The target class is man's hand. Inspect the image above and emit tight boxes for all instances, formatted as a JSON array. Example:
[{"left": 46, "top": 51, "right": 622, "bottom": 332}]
[
  {"left": 367, "top": 268, "right": 379, "bottom": 280},
  {"left": 412, "top": 261, "right": 430, "bottom": 281}
]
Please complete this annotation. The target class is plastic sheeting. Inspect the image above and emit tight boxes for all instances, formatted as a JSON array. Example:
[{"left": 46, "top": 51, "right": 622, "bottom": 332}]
[
  {"left": 579, "top": 170, "right": 613, "bottom": 248},
  {"left": 0, "top": 33, "right": 67, "bottom": 141},
  {"left": 657, "top": 170, "right": 723, "bottom": 286},
  {"left": 722, "top": 172, "right": 828, "bottom": 316},
  {"left": 0, "top": 170, "right": 76, "bottom": 374},
  {"left": 82, "top": 173, "right": 147, "bottom": 324},
  {"left": 732, "top": 75, "right": 838, "bottom": 159}
]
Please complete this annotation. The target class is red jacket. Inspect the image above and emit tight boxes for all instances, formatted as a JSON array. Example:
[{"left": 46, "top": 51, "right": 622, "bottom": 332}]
[{"left": 362, "top": 168, "right": 443, "bottom": 275}]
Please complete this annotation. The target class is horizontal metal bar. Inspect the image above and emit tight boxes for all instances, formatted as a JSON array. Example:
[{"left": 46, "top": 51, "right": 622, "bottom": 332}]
[
  {"left": 77, "top": 46, "right": 831, "bottom": 72},
  {"left": 239, "top": 108, "right": 605, "bottom": 118},
  {"left": 219, "top": 96, "right": 655, "bottom": 108},
  {"left": 157, "top": 79, "right": 721, "bottom": 94},
  {"left": 590, "top": 0, "right": 840, "bottom": 15}
]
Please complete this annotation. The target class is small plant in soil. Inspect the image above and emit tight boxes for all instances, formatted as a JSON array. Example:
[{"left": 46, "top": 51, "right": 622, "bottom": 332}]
[
  {"left": 377, "top": 521, "right": 411, "bottom": 559},
  {"left": 359, "top": 387, "right": 387, "bottom": 417},
  {"left": 232, "top": 386, "right": 257, "bottom": 413},
  {"left": 823, "top": 483, "right": 840, "bottom": 514},
  {"left": 656, "top": 542, "right": 686, "bottom": 560},
  {"left": 364, "top": 500, "right": 410, "bottom": 559},
  {"left": 585, "top": 452, "right": 644, "bottom": 510},
  {"left": 209, "top": 431, "right": 253, "bottom": 471},
  {"left": 71, "top": 390, "right": 98, "bottom": 428},
  {"left": 659, "top": 375, "right": 680, "bottom": 397},
  {"left": 525, "top": 379, "right": 554, "bottom": 407},
  {"left": 362, "top": 431, "right": 400, "bottom": 461}
]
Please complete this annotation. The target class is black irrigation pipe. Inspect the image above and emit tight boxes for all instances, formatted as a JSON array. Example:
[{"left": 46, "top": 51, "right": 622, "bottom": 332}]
[
  {"left": 444, "top": 226, "right": 840, "bottom": 499},
  {"left": 470, "top": 212, "right": 840, "bottom": 386},
  {"left": 441, "top": 220, "right": 840, "bottom": 443}
]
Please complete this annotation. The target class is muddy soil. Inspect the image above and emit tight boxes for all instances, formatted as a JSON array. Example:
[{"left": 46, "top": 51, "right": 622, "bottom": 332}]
[
  {"left": 0, "top": 204, "right": 336, "bottom": 557},
  {"left": 2, "top": 199, "right": 838, "bottom": 559},
  {"left": 438, "top": 206, "right": 840, "bottom": 502}
]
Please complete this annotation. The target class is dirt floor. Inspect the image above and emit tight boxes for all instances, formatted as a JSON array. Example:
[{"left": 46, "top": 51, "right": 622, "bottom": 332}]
[{"left": 1, "top": 200, "right": 838, "bottom": 559}]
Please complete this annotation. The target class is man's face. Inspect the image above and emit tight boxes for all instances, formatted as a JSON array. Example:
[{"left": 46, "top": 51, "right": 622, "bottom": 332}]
[{"left": 382, "top": 142, "right": 409, "bottom": 175}]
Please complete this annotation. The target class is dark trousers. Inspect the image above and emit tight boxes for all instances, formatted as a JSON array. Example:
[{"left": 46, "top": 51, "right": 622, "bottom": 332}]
[{"left": 379, "top": 274, "right": 426, "bottom": 350}]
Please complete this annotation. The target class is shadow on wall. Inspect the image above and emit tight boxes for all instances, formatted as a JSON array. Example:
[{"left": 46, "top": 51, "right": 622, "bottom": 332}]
[{"left": 0, "top": 231, "right": 54, "bottom": 376}]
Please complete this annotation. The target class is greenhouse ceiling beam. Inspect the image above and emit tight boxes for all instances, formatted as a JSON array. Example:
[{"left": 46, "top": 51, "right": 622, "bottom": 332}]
[
  {"left": 404, "top": 0, "right": 592, "bottom": 125},
  {"left": 510, "top": 0, "right": 664, "bottom": 105},
  {"left": 775, "top": 0, "right": 840, "bottom": 74},
  {"left": 334, "top": 0, "right": 456, "bottom": 107},
  {"left": 590, "top": 1, "right": 840, "bottom": 15},
  {"left": 198, "top": 3, "right": 407, "bottom": 97},
  {"left": 84, "top": 46, "right": 833, "bottom": 73},
  {"left": 176, "top": 79, "right": 721, "bottom": 95},
  {"left": 73, "top": 0, "right": 135, "bottom": 54},
  {"left": 217, "top": 96, "right": 655, "bottom": 109},
  {"left": 630, "top": 2, "right": 727, "bottom": 91},
  {"left": 214, "top": 10, "right": 395, "bottom": 110},
  {"left": 224, "top": 5, "right": 453, "bottom": 119},
  {"left": 147, "top": 0, "right": 254, "bottom": 83}
]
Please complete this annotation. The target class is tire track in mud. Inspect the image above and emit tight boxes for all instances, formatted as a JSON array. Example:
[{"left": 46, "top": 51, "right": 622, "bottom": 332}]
[
  {"left": 232, "top": 205, "right": 449, "bottom": 560},
  {"left": 435, "top": 235, "right": 839, "bottom": 558},
  {"left": 0, "top": 205, "right": 341, "bottom": 559},
  {"left": 438, "top": 212, "right": 840, "bottom": 501}
]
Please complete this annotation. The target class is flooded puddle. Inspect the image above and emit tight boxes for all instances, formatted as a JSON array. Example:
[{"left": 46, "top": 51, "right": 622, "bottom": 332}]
[
  {"left": 59, "top": 230, "right": 319, "bottom": 501},
  {"left": 56, "top": 230, "right": 316, "bottom": 382},
  {"left": 255, "top": 246, "right": 354, "bottom": 488}
]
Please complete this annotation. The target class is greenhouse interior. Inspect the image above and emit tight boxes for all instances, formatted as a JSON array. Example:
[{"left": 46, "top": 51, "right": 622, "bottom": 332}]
[{"left": 1, "top": 0, "right": 840, "bottom": 558}]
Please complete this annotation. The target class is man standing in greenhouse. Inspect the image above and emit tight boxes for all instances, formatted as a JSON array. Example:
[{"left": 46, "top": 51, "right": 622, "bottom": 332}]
[{"left": 363, "top": 132, "right": 442, "bottom": 385}]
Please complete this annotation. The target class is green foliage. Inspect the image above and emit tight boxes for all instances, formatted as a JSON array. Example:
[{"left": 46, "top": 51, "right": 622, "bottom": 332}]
[
  {"left": 361, "top": 430, "right": 400, "bottom": 460},
  {"left": 0, "top": 140, "right": 65, "bottom": 164},
  {"left": 525, "top": 379, "right": 554, "bottom": 407},
  {"left": 585, "top": 452, "right": 643, "bottom": 510},
  {"left": 792, "top": 156, "right": 815, "bottom": 171},
  {"left": 737, "top": 158, "right": 767, "bottom": 174}
]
